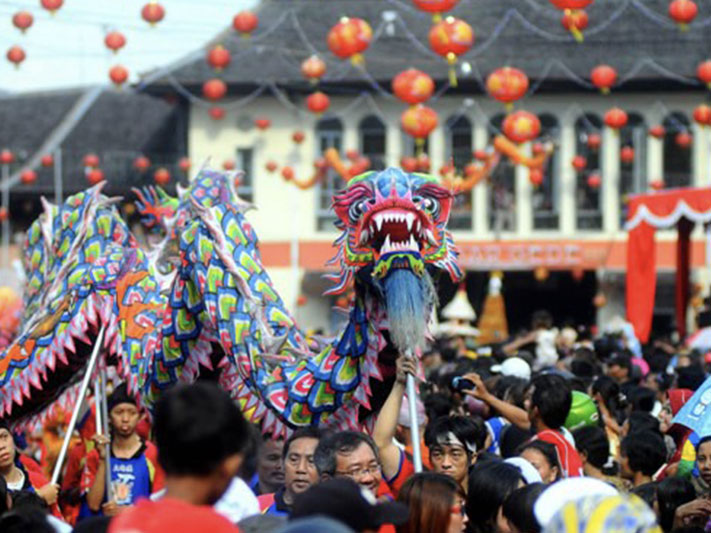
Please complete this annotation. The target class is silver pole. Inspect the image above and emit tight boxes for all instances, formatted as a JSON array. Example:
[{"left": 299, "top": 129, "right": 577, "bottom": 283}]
[
  {"left": 51, "top": 325, "right": 106, "bottom": 484},
  {"left": 405, "top": 350, "right": 423, "bottom": 473},
  {"left": 99, "top": 367, "right": 112, "bottom": 501},
  {"left": 1, "top": 164, "right": 9, "bottom": 268},
  {"left": 94, "top": 376, "right": 102, "bottom": 437},
  {"left": 53, "top": 148, "right": 63, "bottom": 205}
]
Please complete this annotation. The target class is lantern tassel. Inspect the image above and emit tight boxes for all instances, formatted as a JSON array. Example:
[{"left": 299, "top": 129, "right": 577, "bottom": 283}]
[
  {"left": 432, "top": 13, "right": 442, "bottom": 24},
  {"left": 446, "top": 52, "right": 458, "bottom": 88},
  {"left": 570, "top": 27, "right": 584, "bottom": 42},
  {"left": 350, "top": 53, "right": 365, "bottom": 67},
  {"left": 505, "top": 102, "right": 513, "bottom": 113},
  {"left": 600, "top": 87, "right": 610, "bottom": 95},
  {"left": 415, "top": 138, "right": 424, "bottom": 157}
]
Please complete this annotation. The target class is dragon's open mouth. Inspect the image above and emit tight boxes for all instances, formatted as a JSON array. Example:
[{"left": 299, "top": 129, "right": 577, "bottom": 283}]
[{"left": 360, "top": 208, "right": 436, "bottom": 260}]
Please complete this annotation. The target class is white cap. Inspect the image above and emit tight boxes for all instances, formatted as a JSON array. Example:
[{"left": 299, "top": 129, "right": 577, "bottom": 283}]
[
  {"left": 491, "top": 357, "right": 531, "bottom": 381},
  {"left": 534, "top": 477, "right": 618, "bottom": 529},
  {"left": 504, "top": 457, "right": 542, "bottom": 484}
]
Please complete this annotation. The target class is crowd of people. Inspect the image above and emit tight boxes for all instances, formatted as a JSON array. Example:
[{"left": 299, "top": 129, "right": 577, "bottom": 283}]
[{"left": 0, "top": 310, "right": 709, "bottom": 532}]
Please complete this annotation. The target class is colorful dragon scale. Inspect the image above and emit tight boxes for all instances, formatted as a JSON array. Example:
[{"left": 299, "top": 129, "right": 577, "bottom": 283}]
[{"left": 0, "top": 167, "right": 460, "bottom": 437}]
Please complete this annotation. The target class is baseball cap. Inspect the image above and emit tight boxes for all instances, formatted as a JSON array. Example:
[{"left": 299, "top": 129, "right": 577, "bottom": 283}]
[
  {"left": 491, "top": 357, "right": 531, "bottom": 381},
  {"left": 534, "top": 477, "right": 618, "bottom": 528},
  {"left": 291, "top": 478, "right": 409, "bottom": 531}
]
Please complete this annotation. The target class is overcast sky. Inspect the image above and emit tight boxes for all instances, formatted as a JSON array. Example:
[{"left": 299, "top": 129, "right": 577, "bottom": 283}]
[{"left": 0, "top": 0, "right": 257, "bottom": 93}]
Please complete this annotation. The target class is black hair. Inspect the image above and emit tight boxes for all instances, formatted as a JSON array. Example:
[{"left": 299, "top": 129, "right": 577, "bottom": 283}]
[
  {"left": 10, "top": 490, "right": 47, "bottom": 513},
  {"left": 591, "top": 376, "right": 626, "bottom": 422},
  {"left": 423, "top": 393, "right": 452, "bottom": 421},
  {"left": 424, "top": 415, "right": 487, "bottom": 457},
  {"left": 621, "top": 431, "right": 667, "bottom": 476},
  {"left": 529, "top": 374, "right": 571, "bottom": 429},
  {"left": 237, "top": 424, "right": 261, "bottom": 481},
  {"left": 71, "top": 516, "right": 112, "bottom": 533},
  {"left": 627, "top": 411, "right": 661, "bottom": 435},
  {"left": 531, "top": 310, "right": 553, "bottom": 330},
  {"left": 493, "top": 377, "right": 528, "bottom": 409},
  {"left": 502, "top": 483, "right": 546, "bottom": 533},
  {"left": 153, "top": 382, "right": 249, "bottom": 476},
  {"left": 630, "top": 481, "right": 658, "bottom": 510},
  {"left": 608, "top": 354, "right": 632, "bottom": 374},
  {"left": 696, "top": 435, "right": 711, "bottom": 452},
  {"left": 572, "top": 426, "right": 609, "bottom": 470},
  {"left": 516, "top": 440, "right": 560, "bottom": 480},
  {"left": 466, "top": 461, "right": 525, "bottom": 533},
  {"left": 499, "top": 425, "right": 535, "bottom": 459},
  {"left": 283, "top": 428, "right": 323, "bottom": 460},
  {"left": 313, "top": 431, "right": 378, "bottom": 477},
  {"left": 0, "top": 508, "right": 53, "bottom": 533},
  {"left": 627, "top": 387, "right": 656, "bottom": 413},
  {"left": 657, "top": 477, "right": 696, "bottom": 532},
  {"left": 677, "top": 365, "right": 706, "bottom": 391}
]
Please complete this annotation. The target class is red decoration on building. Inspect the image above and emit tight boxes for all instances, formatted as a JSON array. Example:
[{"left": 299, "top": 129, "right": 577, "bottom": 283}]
[
  {"left": 222, "top": 160, "right": 235, "bottom": 171},
  {"left": 590, "top": 65, "right": 617, "bottom": 94},
  {"left": 417, "top": 153, "right": 431, "bottom": 172},
  {"left": 676, "top": 131, "right": 693, "bottom": 148},
  {"left": 529, "top": 168, "right": 544, "bottom": 187},
  {"left": 232, "top": 11, "right": 258, "bottom": 36},
  {"left": 12, "top": 12, "right": 33, "bottom": 33},
  {"left": 0, "top": 208, "right": 7, "bottom": 221},
  {"left": 327, "top": 17, "right": 372, "bottom": 65},
  {"left": 296, "top": 295, "right": 308, "bottom": 307},
  {"left": 87, "top": 168, "right": 104, "bottom": 185},
  {"left": 292, "top": 131, "right": 305, "bottom": 144},
  {"left": 413, "top": 0, "right": 459, "bottom": 20},
  {"left": 649, "top": 125, "right": 666, "bottom": 138},
  {"left": 154, "top": 167, "right": 170, "bottom": 185},
  {"left": 254, "top": 118, "right": 271, "bottom": 130},
  {"left": 202, "top": 79, "right": 227, "bottom": 101},
  {"left": 486, "top": 67, "right": 529, "bottom": 110},
  {"left": 502, "top": 111, "right": 541, "bottom": 144},
  {"left": 281, "top": 166, "right": 294, "bottom": 181},
  {"left": 587, "top": 173, "right": 601, "bottom": 188},
  {"left": 40, "top": 0, "right": 63, "bottom": 15},
  {"left": 301, "top": 55, "right": 326, "bottom": 83},
  {"left": 208, "top": 107, "right": 226, "bottom": 120},
  {"left": 532, "top": 143, "right": 545, "bottom": 155},
  {"left": 428, "top": 16, "right": 473, "bottom": 87},
  {"left": 392, "top": 69, "right": 435, "bottom": 106},
  {"left": 141, "top": 2, "right": 165, "bottom": 26},
  {"left": 0, "top": 150, "right": 14, "bottom": 165},
  {"left": 586, "top": 133, "right": 602, "bottom": 150},
  {"left": 265, "top": 161, "right": 278, "bottom": 173},
  {"left": 40, "top": 154, "right": 53, "bottom": 167},
  {"left": 572, "top": 155, "right": 587, "bottom": 172},
  {"left": 401, "top": 105, "right": 439, "bottom": 143},
  {"left": 669, "top": 0, "right": 698, "bottom": 30},
  {"left": 604, "top": 107, "right": 628, "bottom": 130},
  {"left": 693, "top": 104, "right": 711, "bottom": 126},
  {"left": 473, "top": 150, "right": 489, "bottom": 161},
  {"left": 6, "top": 46, "right": 25, "bottom": 68},
  {"left": 400, "top": 157, "right": 419, "bottom": 173},
  {"left": 104, "top": 31, "right": 126, "bottom": 53},
  {"left": 620, "top": 146, "right": 635, "bottom": 164},
  {"left": 207, "top": 45, "right": 231, "bottom": 71},
  {"left": 109, "top": 65, "right": 129, "bottom": 86},
  {"left": 133, "top": 156, "right": 150, "bottom": 172},
  {"left": 306, "top": 91, "right": 330, "bottom": 115},
  {"left": 650, "top": 179, "right": 665, "bottom": 191},
  {"left": 83, "top": 153, "right": 99, "bottom": 168},
  {"left": 697, "top": 60, "right": 711, "bottom": 88},
  {"left": 561, "top": 9, "right": 588, "bottom": 36},
  {"left": 20, "top": 169, "right": 36, "bottom": 184},
  {"left": 178, "top": 157, "right": 191, "bottom": 172}
]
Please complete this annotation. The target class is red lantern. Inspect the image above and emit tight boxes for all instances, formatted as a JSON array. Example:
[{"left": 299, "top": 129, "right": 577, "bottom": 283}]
[
  {"left": 400, "top": 157, "right": 419, "bottom": 173},
  {"left": 83, "top": 153, "right": 99, "bottom": 168},
  {"left": 178, "top": 157, "right": 191, "bottom": 172},
  {"left": 154, "top": 167, "right": 170, "bottom": 186},
  {"left": 697, "top": 60, "right": 711, "bottom": 89},
  {"left": 669, "top": 0, "right": 697, "bottom": 29},
  {"left": 327, "top": 17, "right": 373, "bottom": 65},
  {"left": 301, "top": 55, "right": 326, "bottom": 83},
  {"left": 306, "top": 92, "right": 330, "bottom": 115},
  {"left": 40, "top": 154, "right": 53, "bottom": 167},
  {"left": 572, "top": 155, "right": 587, "bottom": 172},
  {"left": 109, "top": 65, "right": 129, "bottom": 86},
  {"left": 0, "top": 208, "right": 8, "bottom": 222},
  {"left": 233, "top": 11, "right": 258, "bottom": 36},
  {"left": 20, "top": 169, "right": 37, "bottom": 185},
  {"left": 486, "top": 67, "right": 529, "bottom": 110},
  {"left": 346, "top": 149, "right": 360, "bottom": 161},
  {"left": 439, "top": 164, "right": 454, "bottom": 177},
  {"left": 587, "top": 173, "right": 601, "bottom": 189},
  {"left": 254, "top": 118, "right": 271, "bottom": 130},
  {"left": 40, "top": 0, "right": 63, "bottom": 14},
  {"left": 87, "top": 168, "right": 104, "bottom": 185},
  {"left": 392, "top": 69, "right": 435, "bottom": 106},
  {"left": 413, "top": 0, "right": 459, "bottom": 20},
  {"left": 428, "top": 16, "right": 474, "bottom": 87},
  {"left": 649, "top": 125, "right": 666, "bottom": 138},
  {"left": 133, "top": 156, "right": 150, "bottom": 172},
  {"left": 417, "top": 153, "right": 431, "bottom": 172},
  {"left": 141, "top": 1, "right": 165, "bottom": 26},
  {"left": 586, "top": 133, "right": 602, "bottom": 150},
  {"left": 473, "top": 149, "right": 489, "bottom": 161},
  {"left": 6, "top": 46, "right": 25, "bottom": 68},
  {"left": 296, "top": 295, "right": 308, "bottom": 307},
  {"left": 676, "top": 131, "right": 693, "bottom": 148},
  {"left": 208, "top": 106, "right": 226, "bottom": 120},
  {"left": 591, "top": 65, "right": 617, "bottom": 94},
  {"left": 222, "top": 159, "right": 235, "bottom": 171},
  {"left": 202, "top": 79, "right": 227, "bottom": 101},
  {"left": 620, "top": 146, "right": 635, "bottom": 164},
  {"left": 207, "top": 45, "right": 231, "bottom": 71},
  {"left": 549, "top": 0, "right": 593, "bottom": 9},
  {"left": 650, "top": 179, "right": 665, "bottom": 191},
  {"left": 561, "top": 9, "right": 588, "bottom": 37},
  {"left": 532, "top": 143, "right": 545, "bottom": 155},
  {"left": 281, "top": 166, "right": 294, "bottom": 181},
  {"left": 12, "top": 12, "right": 33, "bottom": 33},
  {"left": 0, "top": 150, "right": 14, "bottom": 165},
  {"left": 502, "top": 111, "right": 541, "bottom": 144},
  {"left": 104, "top": 31, "right": 126, "bottom": 53},
  {"left": 529, "top": 168, "right": 544, "bottom": 187},
  {"left": 694, "top": 104, "right": 711, "bottom": 126},
  {"left": 401, "top": 104, "right": 438, "bottom": 142},
  {"left": 266, "top": 161, "right": 278, "bottom": 173},
  {"left": 604, "top": 107, "right": 628, "bottom": 130},
  {"left": 292, "top": 131, "right": 305, "bottom": 144}
]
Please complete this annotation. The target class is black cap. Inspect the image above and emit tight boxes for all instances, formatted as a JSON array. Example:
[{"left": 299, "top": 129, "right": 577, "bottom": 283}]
[
  {"left": 107, "top": 383, "right": 137, "bottom": 413},
  {"left": 291, "top": 478, "right": 409, "bottom": 531}
]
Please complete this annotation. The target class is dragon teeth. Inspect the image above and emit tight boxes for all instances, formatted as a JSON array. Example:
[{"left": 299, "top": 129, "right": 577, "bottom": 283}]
[
  {"left": 425, "top": 229, "right": 437, "bottom": 246},
  {"left": 375, "top": 214, "right": 384, "bottom": 231},
  {"left": 405, "top": 213, "right": 414, "bottom": 231}
]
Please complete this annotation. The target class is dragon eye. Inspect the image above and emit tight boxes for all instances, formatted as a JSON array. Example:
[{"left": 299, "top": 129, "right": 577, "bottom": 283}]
[
  {"left": 348, "top": 199, "right": 368, "bottom": 222},
  {"left": 420, "top": 197, "right": 440, "bottom": 219}
]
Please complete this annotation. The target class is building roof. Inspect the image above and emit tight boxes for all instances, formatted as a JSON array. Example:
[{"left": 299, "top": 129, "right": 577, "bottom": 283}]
[{"left": 143, "top": 0, "right": 711, "bottom": 95}]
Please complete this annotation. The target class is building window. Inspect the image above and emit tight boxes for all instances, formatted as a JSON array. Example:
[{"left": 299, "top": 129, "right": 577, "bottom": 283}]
[
  {"left": 534, "top": 114, "right": 560, "bottom": 230},
  {"left": 663, "top": 112, "right": 692, "bottom": 187},
  {"left": 359, "top": 115, "right": 386, "bottom": 171},
  {"left": 575, "top": 113, "right": 603, "bottom": 230},
  {"left": 236, "top": 148, "right": 253, "bottom": 202},
  {"left": 488, "top": 114, "right": 515, "bottom": 233},
  {"left": 619, "top": 113, "right": 646, "bottom": 224},
  {"left": 446, "top": 114, "right": 473, "bottom": 230},
  {"left": 316, "top": 118, "right": 343, "bottom": 231}
]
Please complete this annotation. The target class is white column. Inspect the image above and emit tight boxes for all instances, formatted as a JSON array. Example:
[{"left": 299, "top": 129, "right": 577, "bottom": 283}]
[
  {"left": 429, "top": 126, "right": 446, "bottom": 176},
  {"left": 559, "top": 114, "right": 576, "bottom": 234},
  {"left": 516, "top": 143, "right": 533, "bottom": 237},
  {"left": 602, "top": 126, "right": 620, "bottom": 232},
  {"left": 386, "top": 120, "right": 401, "bottom": 167},
  {"left": 693, "top": 123, "right": 710, "bottom": 186},
  {"left": 473, "top": 123, "right": 488, "bottom": 235},
  {"left": 343, "top": 118, "right": 358, "bottom": 158},
  {"left": 648, "top": 134, "right": 663, "bottom": 188}
]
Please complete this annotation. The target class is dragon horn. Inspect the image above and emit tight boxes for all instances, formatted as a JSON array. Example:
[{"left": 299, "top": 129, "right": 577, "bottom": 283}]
[{"left": 39, "top": 196, "right": 55, "bottom": 215}]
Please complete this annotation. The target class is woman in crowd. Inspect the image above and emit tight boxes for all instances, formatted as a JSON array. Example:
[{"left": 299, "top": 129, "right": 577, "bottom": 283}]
[
  {"left": 499, "top": 483, "right": 546, "bottom": 533},
  {"left": 466, "top": 461, "right": 525, "bottom": 533},
  {"left": 516, "top": 441, "right": 560, "bottom": 484},
  {"left": 396, "top": 472, "right": 467, "bottom": 533}
]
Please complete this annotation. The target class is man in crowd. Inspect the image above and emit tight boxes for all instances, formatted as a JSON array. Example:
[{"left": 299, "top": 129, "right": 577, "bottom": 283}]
[
  {"left": 620, "top": 430, "right": 667, "bottom": 488},
  {"left": 249, "top": 433, "right": 284, "bottom": 496},
  {"left": 258, "top": 428, "right": 322, "bottom": 516}
]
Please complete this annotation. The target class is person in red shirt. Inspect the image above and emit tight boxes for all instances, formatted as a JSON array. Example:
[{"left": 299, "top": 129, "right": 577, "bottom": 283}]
[{"left": 109, "top": 383, "right": 249, "bottom": 533}]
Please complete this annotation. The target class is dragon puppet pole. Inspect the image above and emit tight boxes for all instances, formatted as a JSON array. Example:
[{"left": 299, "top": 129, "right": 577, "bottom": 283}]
[
  {"left": 99, "top": 367, "right": 112, "bottom": 500},
  {"left": 51, "top": 324, "right": 106, "bottom": 485},
  {"left": 405, "top": 350, "right": 423, "bottom": 473},
  {"left": 1, "top": 163, "right": 8, "bottom": 268}
]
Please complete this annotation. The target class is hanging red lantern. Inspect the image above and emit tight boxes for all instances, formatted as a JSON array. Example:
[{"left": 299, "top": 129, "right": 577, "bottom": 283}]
[
  {"left": 109, "top": 65, "right": 129, "bottom": 87},
  {"left": 20, "top": 169, "right": 37, "bottom": 185},
  {"left": 12, "top": 12, "right": 33, "bottom": 33},
  {"left": 0, "top": 208, "right": 8, "bottom": 222},
  {"left": 401, "top": 105, "right": 439, "bottom": 144},
  {"left": 413, "top": 0, "right": 459, "bottom": 21},
  {"left": 232, "top": 11, "right": 258, "bottom": 36},
  {"left": 87, "top": 168, "right": 104, "bottom": 185},
  {"left": 650, "top": 179, "right": 665, "bottom": 191},
  {"left": 502, "top": 111, "right": 541, "bottom": 144},
  {"left": 439, "top": 164, "right": 455, "bottom": 177},
  {"left": 587, "top": 173, "right": 601, "bottom": 189},
  {"left": 301, "top": 55, "right": 327, "bottom": 84},
  {"left": 694, "top": 104, "right": 711, "bottom": 126},
  {"left": 6, "top": 46, "right": 25, "bottom": 68},
  {"left": 676, "top": 131, "right": 693, "bottom": 148},
  {"left": 133, "top": 156, "right": 150, "bottom": 172},
  {"left": 669, "top": 0, "right": 697, "bottom": 30},
  {"left": 486, "top": 67, "right": 529, "bottom": 110},
  {"left": 428, "top": 16, "right": 474, "bottom": 87},
  {"left": 532, "top": 143, "right": 545, "bottom": 155},
  {"left": 40, "top": 154, "right": 53, "bottom": 167},
  {"left": 561, "top": 9, "right": 588, "bottom": 37},
  {"left": 83, "top": 153, "right": 100, "bottom": 168},
  {"left": 549, "top": 1, "right": 593, "bottom": 10},
  {"left": 306, "top": 92, "right": 330, "bottom": 115},
  {"left": 327, "top": 17, "right": 373, "bottom": 65},
  {"left": 586, "top": 133, "right": 602, "bottom": 150},
  {"left": 208, "top": 106, "right": 226, "bottom": 121},
  {"left": 254, "top": 118, "right": 271, "bottom": 130},
  {"left": 590, "top": 65, "right": 617, "bottom": 94},
  {"left": 202, "top": 78, "right": 227, "bottom": 101},
  {"left": 281, "top": 166, "right": 294, "bottom": 181},
  {"left": 266, "top": 161, "right": 278, "bottom": 173},
  {"left": 400, "top": 157, "right": 419, "bottom": 173},
  {"left": 141, "top": 1, "right": 165, "bottom": 26},
  {"left": 417, "top": 153, "right": 431, "bottom": 172},
  {"left": 40, "top": 0, "right": 63, "bottom": 15},
  {"left": 178, "top": 157, "right": 191, "bottom": 172},
  {"left": 206, "top": 45, "right": 231, "bottom": 71},
  {"left": 222, "top": 159, "right": 235, "bottom": 171},
  {"left": 620, "top": 146, "right": 635, "bottom": 164},
  {"left": 473, "top": 150, "right": 489, "bottom": 161},
  {"left": 697, "top": 60, "right": 711, "bottom": 89},
  {"left": 649, "top": 125, "right": 666, "bottom": 138},
  {"left": 104, "top": 31, "right": 126, "bottom": 53},
  {"left": 529, "top": 168, "right": 544, "bottom": 187},
  {"left": 604, "top": 107, "right": 628, "bottom": 130},
  {"left": 292, "top": 131, "right": 305, "bottom": 144},
  {"left": 572, "top": 155, "right": 587, "bottom": 172},
  {"left": 392, "top": 69, "right": 435, "bottom": 106},
  {"left": 154, "top": 167, "right": 170, "bottom": 186},
  {"left": 0, "top": 150, "right": 14, "bottom": 165}
]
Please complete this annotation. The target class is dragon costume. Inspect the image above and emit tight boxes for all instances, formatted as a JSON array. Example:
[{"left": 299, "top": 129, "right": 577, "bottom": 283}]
[{"left": 0, "top": 167, "right": 460, "bottom": 436}]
